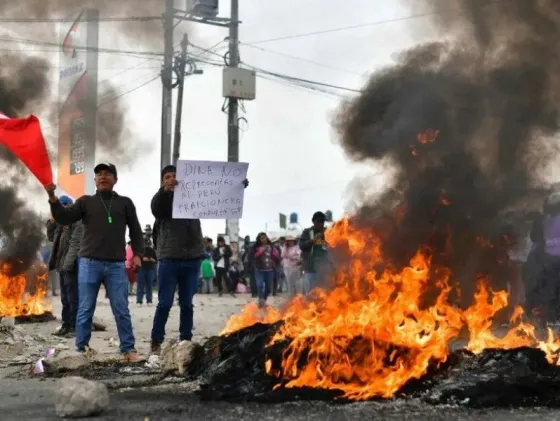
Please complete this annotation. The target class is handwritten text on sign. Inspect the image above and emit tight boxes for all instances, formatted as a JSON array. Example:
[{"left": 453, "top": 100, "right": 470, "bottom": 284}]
[{"left": 172, "top": 160, "right": 249, "bottom": 219}]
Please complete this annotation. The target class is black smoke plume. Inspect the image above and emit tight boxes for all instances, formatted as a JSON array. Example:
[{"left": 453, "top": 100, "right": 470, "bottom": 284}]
[
  {"left": 0, "top": 1, "right": 168, "bottom": 272},
  {"left": 0, "top": 1, "right": 165, "bottom": 46},
  {"left": 0, "top": 54, "right": 51, "bottom": 273},
  {"left": 335, "top": 0, "right": 560, "bottom": 302},
  {"left": 2, "top": 0, "right": 168, "bottom": 162}
]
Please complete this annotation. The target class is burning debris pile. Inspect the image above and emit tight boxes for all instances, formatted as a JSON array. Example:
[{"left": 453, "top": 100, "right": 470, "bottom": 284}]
[
  {"left": 192, "top": 0, "right": 560, "bottom": 408},
  {"left": 0, "top": 261, "right": 52, "bottom": 319},
  {"left": 196, "top": 322, "right": 560, "bottom": 408},
  {"left": 193, "top": 222, "right": 560, "bottom": 407}
]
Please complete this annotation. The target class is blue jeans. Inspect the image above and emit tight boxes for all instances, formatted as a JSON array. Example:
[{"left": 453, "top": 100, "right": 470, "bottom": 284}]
[
  {"left": 76, "top": 258, "right": 135, "bottom": 353},
  {"left": 255, "top": 269, "right": 274, "bottom": 301},
  {"left": 137, "top": 267, "right": 156, "bottom": 304},
  {"left": 151, "top": 259, "right": 200, "bottom": 343},
  {"left": 304, "top": 272, "right": 318, "bottom": 295}
]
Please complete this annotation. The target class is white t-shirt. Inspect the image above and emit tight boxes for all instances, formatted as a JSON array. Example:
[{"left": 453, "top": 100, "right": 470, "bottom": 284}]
[{"left": 217, "top": 247, "right": 225, "bottom": 268}]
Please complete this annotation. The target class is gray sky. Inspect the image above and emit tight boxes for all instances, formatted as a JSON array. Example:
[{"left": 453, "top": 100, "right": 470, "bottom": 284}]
[{"left": 8, "top": 0, "right": 440, "bottom": 240}]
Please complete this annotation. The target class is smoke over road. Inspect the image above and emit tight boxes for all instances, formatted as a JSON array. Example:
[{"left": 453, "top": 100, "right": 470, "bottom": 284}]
[
  {"left": 0, "top": 53, "right": 51, "bottom": 272},
  {"left": 335, "top": 0, "right": 560, "bottom": 300},
  {"left": 0, "top": 1, "right": 167, "bottom": 271}
]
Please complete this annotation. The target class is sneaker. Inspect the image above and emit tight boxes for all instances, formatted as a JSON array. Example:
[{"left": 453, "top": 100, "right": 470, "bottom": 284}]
[
  {"left": 229, "top": 292, "right": 236, "bottom": 298},
  {"left": 258, "top": 298, "right": 266, "bottom": 309},
  {"left": 150, "top": 341, "right": 162, "bottom": 356},
  {"left": 64, "top": 329, "right": 76, "bottom": 338},
  {"left": 137, "top": 303, "right": 142, "bottom": 308},
  {"left": 53, "top": 326, "right": 69, "bottom": 337},
  {"left": 122, "top": 351, "right": 146, "bottom": 363}
]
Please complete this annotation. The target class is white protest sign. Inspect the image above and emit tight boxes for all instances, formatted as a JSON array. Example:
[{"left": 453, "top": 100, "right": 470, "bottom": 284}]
[{"left": 172, "top": 160, "right": 249, "bottom": 219}]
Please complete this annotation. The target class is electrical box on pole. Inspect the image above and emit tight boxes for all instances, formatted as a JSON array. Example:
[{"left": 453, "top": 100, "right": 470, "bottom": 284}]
[
  {"left": 222, "top": 67, "right": 256, "bottom": 100},
  {"left": 186, "top": 0, "right": 219, "bottom": 18}
]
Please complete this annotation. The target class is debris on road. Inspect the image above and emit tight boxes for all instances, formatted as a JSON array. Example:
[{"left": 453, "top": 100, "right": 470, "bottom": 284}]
[
  {"left": 55, "top": 376, "right": 110, "bottom": 418},
  {"left": 42, "top": 350, "right": 90, "bottom": 374},
  {"left": 161, "top": 340, "right": 203, "bottom": 375}
]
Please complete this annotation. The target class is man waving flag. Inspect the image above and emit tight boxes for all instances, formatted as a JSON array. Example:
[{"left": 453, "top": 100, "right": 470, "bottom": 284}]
[{"left": 0, "top": 112, "right": 53, "bottom": 186}]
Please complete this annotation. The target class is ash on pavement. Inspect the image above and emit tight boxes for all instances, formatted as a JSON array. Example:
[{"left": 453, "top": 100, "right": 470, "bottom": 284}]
[{"left": 2, "top": 378, "right": 560, "bottom": 421}]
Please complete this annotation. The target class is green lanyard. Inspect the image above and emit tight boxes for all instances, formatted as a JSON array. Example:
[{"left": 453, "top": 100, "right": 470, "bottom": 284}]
[{"left": 99, "top": 193, "right": 114, "bottom": 224}]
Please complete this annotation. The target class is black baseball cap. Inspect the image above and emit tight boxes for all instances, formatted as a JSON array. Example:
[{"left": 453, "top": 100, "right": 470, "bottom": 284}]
[
  {"left": 312, "top": 211, "right": 326, "bottom": 222},
  {"left": 94, "top": 162, "right": 117, "bottom": 177}
]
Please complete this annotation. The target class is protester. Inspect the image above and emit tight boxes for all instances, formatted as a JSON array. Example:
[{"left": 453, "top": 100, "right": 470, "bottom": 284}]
[
  {"left": 150, "top": 165, "right": 213, "bottom": 354},
  {"left": 46, "top": 195, "right": 83, "bottom": 337},
  {"left": 530, "top": 193, "right": 560, "bottom": 327},
  {"left": 276, "top": 237, "right": 286, "bottom": 293},
  {"left": 282, "top": 235, "right": 302, "bottom": 297},
  {"left": 45, "top": 162, "right": 145, "bottom": 362},
  {"left": 228, "top": 261, "right": 243, "bottom": 292},
  {"left": 252, "top": 232, "right": 280, "bottom": 308},
  {"left": 200, "top": 253, "right": 215, "bottom": 294},
  {"left": 204, "top": 237, "right": 214, "bottom": 255},
  {"left": 241, "top": 236, "right": 257, "bottom": 297},
  {"left": 299, "top": 211, "right": 329, "bottom": 295},
  {"left": 137, "top": 238, "right": 157, "bottom": 306},
  {"left": 212, "top": 236, "right": 234, "bottom": 297}
]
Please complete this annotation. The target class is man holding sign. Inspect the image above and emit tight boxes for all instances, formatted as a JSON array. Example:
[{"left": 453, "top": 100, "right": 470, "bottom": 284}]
[{"left": 150, "top": 162, "right": 248, "bottom": 354}]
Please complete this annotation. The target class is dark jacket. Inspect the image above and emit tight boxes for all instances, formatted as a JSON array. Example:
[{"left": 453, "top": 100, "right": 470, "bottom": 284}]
[
  {"left": 299, "top": 226, "right": 326, "bottom": 272},
  {"left": 242, "top": 242, "right": 254, "bottom": 272},
  {"left": 46, "top": 220, "right": 83, "bottom": 272},
  {"left": 212, "top": 245, "right": 233, "bottom": 270},
  {"left": 151, "top": 188, "right": 205, "bottom": 260},
  {"left": 49, "top": 191, "right": 144, "bottom": 261}
]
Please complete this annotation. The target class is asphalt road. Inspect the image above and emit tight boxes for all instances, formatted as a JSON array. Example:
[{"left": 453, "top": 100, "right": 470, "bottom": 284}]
[{"left": 3, "top": 378, "right": 560, "bottom": 421}]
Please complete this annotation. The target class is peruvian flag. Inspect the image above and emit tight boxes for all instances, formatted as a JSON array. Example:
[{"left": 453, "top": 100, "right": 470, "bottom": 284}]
[{"left": 0, "top": 112, "right": 53, "bottom": 186}]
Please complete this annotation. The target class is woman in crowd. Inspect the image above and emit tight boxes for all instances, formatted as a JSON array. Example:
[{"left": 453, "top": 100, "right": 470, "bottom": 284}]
[
  {"left": 251, "top": 232, "right": 280, "bottom": 308},
  {"left": 281, "top": 235, "right": 302, "bottom": 297}
]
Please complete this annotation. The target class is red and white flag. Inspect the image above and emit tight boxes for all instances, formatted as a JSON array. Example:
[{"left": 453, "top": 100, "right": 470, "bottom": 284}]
[{"left": 0, "top": 112, "right": 53, "bottom": 186}]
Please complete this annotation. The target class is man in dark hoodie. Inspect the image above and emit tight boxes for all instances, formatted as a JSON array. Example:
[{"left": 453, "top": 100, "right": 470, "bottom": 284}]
[
  {"left": 150, "top": 165, "right": 248, "bottom": 354},
  {"left": 45, "top": 163, "right": 145, "bottom": 363},
  {"left": 46, "top": 195, "right": 83, "bottom": 337}
]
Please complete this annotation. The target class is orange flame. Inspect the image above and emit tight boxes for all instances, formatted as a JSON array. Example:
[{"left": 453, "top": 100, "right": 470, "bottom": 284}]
[
  {"left": 0, "top": 262, "right": 52, "bottom": 317},
  {"left": 410, "top": 129, "right": 439, "bottom": 156},
  {"left": 222, "top": 217, "right": 560, "bottom": 400}
]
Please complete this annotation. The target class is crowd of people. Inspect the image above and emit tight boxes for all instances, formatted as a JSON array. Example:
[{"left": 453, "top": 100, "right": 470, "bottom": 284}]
[{"left": 44, "top": 162, "right": 332, "bottom": 360}]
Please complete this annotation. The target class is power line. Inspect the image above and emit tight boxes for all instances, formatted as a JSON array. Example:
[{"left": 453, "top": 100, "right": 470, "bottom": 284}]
[
  {"left": 0, "top": 36, "right": 164, "bottom": 57},
  {"left": 0, "top": 16, "right": 161, "bottom": 23},
  {"left": 188, "top": 40, "right": 227, "bottom": 59},
  {"left": 244, "top": 0, "right": 507, "bottom": 45},
  {"left": 191, "top": 56, "right": 352, "bottom": 99},
  {"left": 98, "top": 74, "right": 159, "bottom": 108},
  {"left": 98, "top": 58, "right": 162, "bottom": 86},
  {"left": 243, "top": 62, "right": 361, "bottom": 93},
  {"left": 239, "top": 42, "right": 361, "bottom": 76}
]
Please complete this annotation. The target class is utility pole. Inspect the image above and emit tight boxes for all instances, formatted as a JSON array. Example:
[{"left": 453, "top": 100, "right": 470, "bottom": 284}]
[
  {"left": 226, "top": 0, "right": 240, "bottom": 241},
  {"left": 161, "top": 0, "right": 174, "bottom": 169},
  {"left": 173, "top": 34, "right": 188, "bottom": 167}
]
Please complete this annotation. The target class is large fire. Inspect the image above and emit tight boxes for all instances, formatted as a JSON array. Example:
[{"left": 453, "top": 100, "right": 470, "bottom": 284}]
[
  {"left": 222, "top": 218, "right": 560, "bottom": 401},
  {"left": 0, "top": 262, "right": 52, "bottom": 318}
]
